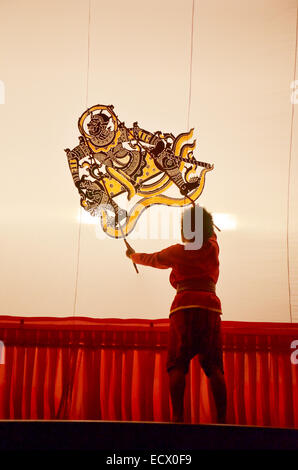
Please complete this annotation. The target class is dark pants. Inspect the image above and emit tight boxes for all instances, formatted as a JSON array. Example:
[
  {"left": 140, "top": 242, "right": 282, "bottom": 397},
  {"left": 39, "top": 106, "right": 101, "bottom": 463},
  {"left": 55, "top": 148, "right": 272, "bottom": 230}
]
[{"left": 167, "top": 308, "right": 224, "bottom": 376}]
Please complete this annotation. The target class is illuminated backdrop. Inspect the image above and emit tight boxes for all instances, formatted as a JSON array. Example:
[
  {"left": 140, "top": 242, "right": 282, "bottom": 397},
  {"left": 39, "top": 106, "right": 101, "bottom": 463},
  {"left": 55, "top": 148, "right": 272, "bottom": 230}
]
[{"left": 0, "top": 0, "right": 297, "bottom": 321}]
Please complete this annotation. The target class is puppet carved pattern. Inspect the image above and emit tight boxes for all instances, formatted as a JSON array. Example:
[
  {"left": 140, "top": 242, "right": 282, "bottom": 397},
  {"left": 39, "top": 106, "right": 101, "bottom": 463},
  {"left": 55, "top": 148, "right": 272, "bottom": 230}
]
[{"left": 65, "top": 104, "right": 214, "bottom": 238}]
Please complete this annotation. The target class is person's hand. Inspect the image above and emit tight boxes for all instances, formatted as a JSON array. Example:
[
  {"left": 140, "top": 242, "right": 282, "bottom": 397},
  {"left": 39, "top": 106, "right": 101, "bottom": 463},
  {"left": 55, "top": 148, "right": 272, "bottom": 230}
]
[{"left": 126, "top": 247, "right": 135, "bottom": 258}]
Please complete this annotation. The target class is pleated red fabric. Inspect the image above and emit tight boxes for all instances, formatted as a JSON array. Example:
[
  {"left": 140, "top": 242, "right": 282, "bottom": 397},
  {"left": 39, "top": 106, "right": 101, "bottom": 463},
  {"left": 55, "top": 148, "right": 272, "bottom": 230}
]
[{"left": 0, "top": 316, "right": 297, "bottom": 427}]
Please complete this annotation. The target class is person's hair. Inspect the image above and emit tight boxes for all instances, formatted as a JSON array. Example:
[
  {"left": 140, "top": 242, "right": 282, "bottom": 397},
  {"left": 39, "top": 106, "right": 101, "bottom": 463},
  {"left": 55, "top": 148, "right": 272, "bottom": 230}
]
[{"left": 181, "top": 206, "right": 214, "bottom": 244}]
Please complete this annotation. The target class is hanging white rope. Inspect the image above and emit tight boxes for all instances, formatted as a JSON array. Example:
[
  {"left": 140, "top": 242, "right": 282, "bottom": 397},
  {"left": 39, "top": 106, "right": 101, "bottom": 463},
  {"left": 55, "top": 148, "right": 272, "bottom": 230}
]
[
  {"left": 183, "top": 0, "right": 196, "bottom": 211},
  {"left": 286, "top": 5, "right": 298, "bottom": 323},
  {"left": 73, "top": 0, "right": 92, "bottom": 316},
  {"left": 187, "top": 0, "right": 195, "bottom": 131}
]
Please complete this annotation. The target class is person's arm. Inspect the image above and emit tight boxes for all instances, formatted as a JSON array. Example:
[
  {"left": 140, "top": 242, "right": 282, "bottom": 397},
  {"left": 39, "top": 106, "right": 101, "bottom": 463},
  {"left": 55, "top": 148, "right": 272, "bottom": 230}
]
[{"left": 126, "top": 245, "right": 177, "bottom": 269}]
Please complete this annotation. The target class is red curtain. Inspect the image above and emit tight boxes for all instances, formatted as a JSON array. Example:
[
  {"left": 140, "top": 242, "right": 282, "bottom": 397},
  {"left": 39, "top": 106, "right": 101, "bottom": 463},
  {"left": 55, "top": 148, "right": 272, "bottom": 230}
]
[{"left": 0, "top": 316, "right": 298, "bottom": 427}]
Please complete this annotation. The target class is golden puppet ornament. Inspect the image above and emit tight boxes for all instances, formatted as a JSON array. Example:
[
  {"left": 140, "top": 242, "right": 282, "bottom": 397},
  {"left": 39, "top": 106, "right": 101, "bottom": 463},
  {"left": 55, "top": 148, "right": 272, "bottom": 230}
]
[{"left": 65, "top": 104, "right": 214, "bottom": 240}]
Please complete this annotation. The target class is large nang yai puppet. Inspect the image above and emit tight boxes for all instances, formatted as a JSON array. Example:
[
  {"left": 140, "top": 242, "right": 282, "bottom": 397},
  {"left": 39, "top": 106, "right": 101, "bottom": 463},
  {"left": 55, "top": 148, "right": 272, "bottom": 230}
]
[{"left": 65, "top": 104, "right": 214, "bottom": 238}]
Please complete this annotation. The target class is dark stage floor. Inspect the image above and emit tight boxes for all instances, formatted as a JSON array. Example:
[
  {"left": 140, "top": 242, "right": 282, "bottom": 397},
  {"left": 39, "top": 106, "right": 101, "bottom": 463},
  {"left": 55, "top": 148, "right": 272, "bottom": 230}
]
[{"left": 0, "top": 420, "right": 297, "bottom": 452}]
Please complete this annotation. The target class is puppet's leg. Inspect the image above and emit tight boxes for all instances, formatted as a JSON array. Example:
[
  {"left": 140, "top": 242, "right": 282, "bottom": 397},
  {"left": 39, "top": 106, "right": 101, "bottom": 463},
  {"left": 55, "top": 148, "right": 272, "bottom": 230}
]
[
  {"left": 166, "top": 168, "right": 199, "bottom": 195},
  {"left": 152, "top": 148, "right": 200, "bottom": 195},
  {"left": 130, "top": 124, "right": 200, "bottom": 195},
  {"left": 80, "top": 183, "right": 127, "bottom": 224},
  {"left": 100, "top": 192, "right": 127, "bottom": 224}
]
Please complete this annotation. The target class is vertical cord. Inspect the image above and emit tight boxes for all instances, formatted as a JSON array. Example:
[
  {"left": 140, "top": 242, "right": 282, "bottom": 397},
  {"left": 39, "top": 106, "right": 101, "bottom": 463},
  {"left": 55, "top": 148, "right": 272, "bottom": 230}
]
[
  {"left": 187, "top": 0, "right": 195, "bottom": 131},
  {"left": 182, "top": 0, "right": 195, "bottom": 219},
  {"left": 85, "top": 0, "right": 91, "bottom": 108},
  {"left": 73, "top": 0, "right": 91, "bottom": 316},
  {"left": 183, "top": 0, "right": 196, "bottom": 216},
  {"left": 286, "top": 4, "right": 298, "bottom": 323}
]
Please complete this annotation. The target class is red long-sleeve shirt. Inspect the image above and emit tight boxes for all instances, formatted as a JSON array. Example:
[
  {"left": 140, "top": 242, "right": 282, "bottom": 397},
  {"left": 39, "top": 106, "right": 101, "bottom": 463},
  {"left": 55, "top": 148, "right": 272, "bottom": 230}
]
[{"left": 131, "top": 234, "right": 222, "bottom": 316}]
